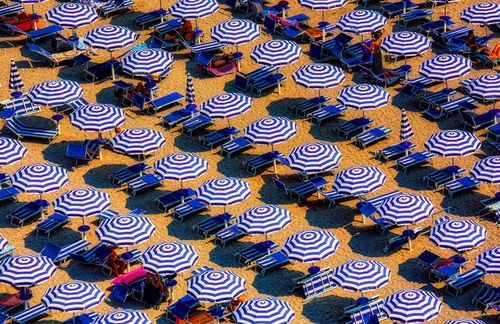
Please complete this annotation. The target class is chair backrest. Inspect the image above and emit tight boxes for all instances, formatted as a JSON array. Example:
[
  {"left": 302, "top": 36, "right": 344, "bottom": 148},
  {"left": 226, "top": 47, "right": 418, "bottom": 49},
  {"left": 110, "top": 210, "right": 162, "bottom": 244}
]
[
  {"left": 333, "top": 32, "right": 353, "bottom": 46},
  {"left": 132, "top": 93, "right": 147, "bottom": 110},
  {"left": 93, "top": 244, "right": 112, "bottom": 261},
  {"left": 309, "top": 42, "right": 323, "bottom": 60},
  {"left": 196, "top": 52, "right": 214, "bottom": 66},
  {"left": 224, "top": 0, "right": 237, "bottom": 9},
  {"left": 26, "top": 43, "right": 52, "bottom": 58},
  {"left": 272, "top": 178, "right": 288, "bottom": 193},
  {"left": 111, "top": 283, "right": 129, "bottom": 303},
  {"left": 434, "top": 215, "right": 450, "bottom": 226},
  {"left": 357, "top": 202, "right": 377, "bottom": 218},
  {"left": 40, "top": 242, "right": 61, "bottom": 260},
  {"left": 264, "top": 15, "right": 277, "bottom": 33},
  {"left": 234, "top": 73, "right": 250, "bottom": 91}
]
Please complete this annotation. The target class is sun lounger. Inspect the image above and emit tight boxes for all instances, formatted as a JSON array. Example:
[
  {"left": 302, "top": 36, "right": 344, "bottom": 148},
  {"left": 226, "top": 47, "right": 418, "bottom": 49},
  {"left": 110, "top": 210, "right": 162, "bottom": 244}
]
[
  {"left": 399, "top": 8, "right": 433, "bottom": 26},
  {"left": 245, "top": 151, "right": 284, "bottom": 175},
  {"left": 98, "top": 0, "right": 135, "bottom": 18},
  {"left": 0, "top": 4, "right": 24, "bottom": 17},
  {"left": 487, "top": 124, "right": 500, "bottom": 142},
  {"left": 68, "top": 97, "right": 89, "bottom": 112},
  {"left": 0, "top": 173, "right": 11, "bottom": 188},
  {"left": 419, "top": 19, "right": 456, "bottom": 35},
  {"left": 335, "top": 117, "right": 374, "bottom": 139},
  {"left": 254, "top": 251, "right": 290, "bottom": 275},
  {"left": 62, "top": 312, "right": 99, "bottom": 324},
  {"left": 135, "top": 9, "right": 168, "bottom": 29},
  {"left": 161, "top": 107, "right": 198, "bottom": 129},
  {"left": 400, "top": 76, "right": 440, "bottom": 97},
  {"left": 424, "top": 96, "right": 477, "bottom": 119},
  {"left": 149, "top": 92, "right": 184, "bottom": 115},
  {"left": 473, "top": 285, "right": 500, "bottom": 312},
  {"left": 41, "top": 239, "right": 91, "bottom": 264},
  {"left": 5, "top": 118, "right": 59, "bottom": 142},
  {"left": 0, "top": 97, "right": 40, "bottom": 119},
  {"left": 234, "top": 66, "right": 279, "bottom": 92},
  {"left": 252, "top": 73, "right": 287, "bottom": 97},
  {"left": 22, "top": 24, "right": 63, "bottom": 43},
  {"left": 308, "top": 32, "right": 352, "bottom": 61},
  {"left": 396, "top": 150, "right": 436, "bottom": 174},
  {"left": 181, "top": 114, "right": 213, "bottom": 137},
  {"left": 442, "top": 176, "right": 481, "bottom": 197},
  {"left": 0, "top": 292, "right": 23, "bottom": 315},
  {"left": 196, "top": 52, "right": 238, "bottom": 77},
  {"left": 66, "top": 139, "right": 102, "bottom": 166},
  {"left": 319, "top": 188, "right": 352, "bottom": 208},
  {"left": 418, "top": 88, "right": 456, "bottom": 109},
  {"left": 200, "top": 126, "right": 240, "bottom": 149},
  {"left": 357, "top": 201, "right": 396, "bottom": 233},
  {"left": 26, "top": 43, "right": 79, "bottom": 67},
  {"left": 359, "top": 65, "right": 410, "bottom": 87},
  {"left": 308, "top": 104, "right": 347, "bottom": 126},
  {"left": 446, "top": 268, "right": 486, "bottom": 296},
  {"left": 294, "top": 96, "right": 332, "bottom": 117},
  {"left": 477, "top": 51, "right": 500, "bottom": 68},
  {"left": 423, "top": 165, "right": 465, "bottom": 189},
  {"left": 345, "top": 298, "right": 387, "bottom": 324},
  {"left": 111, "top": 269, "right": 147, "bottom": 302},
  {"left": 109, "top": 162, "right": 152, "bottom": 186},
  {"left": 154, "top": 18, "right": 182, "bottom": 35},
  {"left": 193, "top": 213, "right": 234, "bottom": 238},
  {"left": 235, "top": 240, "right": 279, "bottom": 266},
  {"left": 220, "top": 137, "right": 253, "bottom": 158},
  {"left": 383, "top": 227, "right": 427, "bottom": 253},
  {"left": 298, "top": 269, "right": 339, "bottom": 302},
  {"left": 126, "top": 173, "right": 164, "bottom": 197},
  {"left": 10, "top": 303, "right": 48, "bottom": 324},
  {"left": 417, "top": 250, "right": 440, "bottom": 270},
  {"left": 187, "top": 41, "right": 227, "bottom": 57},
  {"left": 0, "top": 244, "right": 14, "bottom": 260},
  {"left": 8, "top": 199, "right": 47, "bottom": 226},
  {"left": 0, "top": 187, "right": 19, "bottom": 204},
  {"left": 340, "top": 54, "right": 372, "bottom": 72},
  {"left": 156, "top": 188, "right": 196, "bottom": 213},
  {"left": 376, "top": 141, "right": 416, "bottom": 162},
  {"left": 381, "top": 0, "right": 417, "bottom": 18},
  {"left": 84, "top": 60, "right": 120, "bottom": 83},
  {"left": 164, "top": 295, "right": 200, "bottom": 323},
  {"left": 214, "top": 225, "right": 246, "bottom": 248},
  {"left": 97, "top": 209, "right": 144, "bottom": 222},
  {"left": 460, "top": 109, "right": 498, "bottom": 131},
  {"left": 273, "top": 177, "right": 327, "bottom": 203},
  {"left": 354, "top": 126, "right": 392, "bottom": 148},
  {"left": 366, "top": 190, "right": 402, "bottom": 208},
  {"left": 172, "top": 199, "right": 209, "bottom": 222},
  {"left": 35, "top": 213, "right": 69, "bottom": 238},
  {"left": 428, "top": 255, "right": 469, "bottom": 282}
]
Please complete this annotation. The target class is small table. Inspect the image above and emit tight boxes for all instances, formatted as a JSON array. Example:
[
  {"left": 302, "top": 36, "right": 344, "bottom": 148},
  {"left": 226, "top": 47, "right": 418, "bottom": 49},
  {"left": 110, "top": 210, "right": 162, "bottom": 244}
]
[
  {"left": 193, "top": 29, "right": 204, "bottom": 45},
  {"left": 233, "top": 52, "right": 243, "bottom": 70},
  {"left": 356, "top": 297, "right": 369, "bottom": 305},
  {"left": 308, "top": 266, "right": 321, "bottom": 274}
]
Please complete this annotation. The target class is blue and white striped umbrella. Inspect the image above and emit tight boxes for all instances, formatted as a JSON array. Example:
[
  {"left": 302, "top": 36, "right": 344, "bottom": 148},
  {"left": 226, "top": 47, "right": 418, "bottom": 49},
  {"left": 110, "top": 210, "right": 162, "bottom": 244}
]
[
  {"left": 461, "top": 2, "right": 500, "bottom": 25},
  {"left": 9, "top": 59, "right": 24, "bottom": 97},
  {"left": 186, "top": 73, "right": 195, "bottom": 104},
  {"left": 336, "top": 10, "right": 387, "bottom": 34},
  {"left": 0, "top": 235, "right": 7, "bottom": 251},
  {"left": 334, "top": 166, "right": 386, "bottom": 196},
  {"left": 378, "top": 193, "right": 435, "bottom": 225},
  {"left": 121, "top": 49, "right": 174, "bottom": 77},
  {"left": 27, "top": 79, "right": 83, "bottom": 107},
  {"left": 96, "top": 215, "right": 156, "bottom": 246},
  {"left": 445, "top": 320, "right": 486, "bottom": 324},
  {"left": 475, "top": 246, "right": 500, "bottom": 274},
  {"left": 0, "top": 255, "right": 56, "bottom": 287},
  {"left": 196, "top": 177, "right": 251, "bottom": 207},
  {"left": 84, "top": 25, "right": 138, "bottom": 51},
  {"left": 380, "top": 32, "right": 431, "bottom": 58},
  {"left": 170, "top": 0, "right": 219, "bottom": 19},
  {"left": 211, "top": 19, "right": 260, "bottom": 45},
  {"left": 471, "top": 156, "right": 500, "bottom": 183},
  {"left": 293, "top": 64, "right": 345, "bottom": 91},
  {"left": 46, "top": 3, "right": 98, "bottom": 29},
  {"left": 420, "top": 55, "right": 471, "bottom": 84},
  {"left": 299, "top": 0, "right": 347, "bottom": 10},
  {"left": 200, "top": 93, "right": 252, "bottom": 120},
  {"left": 233, "top": 297, "right": 295, "bottom": 324},
  {"left": 332, "top": 260, "right": 391, "bottom": 292},
  {"left": 400, "top": 109, "right": 414, "bottom": 141},
  {"left": 42, "top": 281, "right": 104, "bottom": 312},
  {"left": 110, "top": 128, "right": 166, "bottom": 156},
  {"left": 53, "top": 188, "right": 110, "bottom": 217},
  {"left": 382, "top": 289, "right": 442, "bottom": 323},
  {"left": 286, "top": 142, "right": 342, "bottom": 175},
  {"left": 465, "top": 74, "right": 500, "bottom": 101},
  {"left": 237, "top": 205, "right": 291, "bottom": 236},
  {"left": 0, "top": 137, "right": 27, "bottom": 167},
  {"left": 154, "top": 153, "right": 208, "bottom": 182},
  {"left": 283, "top": 229, "right": 340, "bottom": 263},
  {"left": 337, "top": 84, "right": 390, "bottom": 111},
  {"left": 141, "top": 242, "right": 199, "bottom": 276},
  {"left": 12, "top": 163, "right": 68, "bottom": 194},
  {"left": 251, "top": 40, "right": 302, "bottom": 66},
  {"left": 430, "top": 219, "right": 487, "bottom": 252},
  {"left": 245, "top": 117, "right": 297, "bottom": 146},
  {"left": 95, "top": 310, "right": 151, "bottom": 324},
  {"left": 425, "top": 130, "right": 481, "bottom": 158},
  {"left": 70, "top": 104, "right": 125, "bottom": 133},
  {"left": 187, "top": 269, "right": 247, "bottom": 303}
]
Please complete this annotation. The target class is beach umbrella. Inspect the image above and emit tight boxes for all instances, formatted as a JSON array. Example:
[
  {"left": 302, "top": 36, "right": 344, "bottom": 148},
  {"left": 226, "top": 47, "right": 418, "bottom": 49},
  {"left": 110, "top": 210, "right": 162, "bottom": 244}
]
[
  {"left": 285, "top": 141, "right": 342, "bottom": 175},
  {"left": 445, "top": 320, "right": 486, "bottom": 324},
  {"left": 12, "top": 0, "right": 46, "bottom": 29},
  {"left": 196, "top": 177, "right": 251, "bottom": 211},
  {"left": 337, "top": 84, "right": 390, "bottom": 116},
  {"left": 0, "top": 235, "right": 7, "bottom": 251},
  {"left": 420, "top": 54, "right": 471, "bottom": 87},
  {"left": 336, "top": 10, "right": 387, "bottom": 34},
  {"left": 186, "top": 73, "right": 195, "bottom": 104},
  {"left": 292, "top": 63, "right": 346, "bottom": 96},
  {"left": 187, "top": 269, "right": 246, "bottom": 303},
  {"left": 298, "top": 0, "right": 347, "bottom": 25},
  {"left": 400, "top": 109, "right": 414, "bottom": 141},
  {"left": 233, "top": 297, "right": 295, "bottom": 324},
  {"left": 42, "top": 281, "right": 104, "bottom": 313},
  {"left": 475, "top": 246, "right": 500, "bottom": 274},
  {"left": 200, "top": 93, "right": 252, "bottom": 126},
  {"left": 380, "top": 32, "right": 431, "bottom": 64},
  {"left": 461, "top": 2, "right": 500, "bottom": 34},
  {"left": 9, "top": 59, "right": 24, "bottom": 98},
  {"left": 140, "top": 242, "right": 199, "bottom": 276},
  {"left": 96, "top": 215, "right": 156, "bottom": 247},
  {"left": 334, "top": 166, "right": 386, "bottom": 196},
  {"left": 170, "top": 0, "right": 219, "bottom": 28},
  {"left": 154, "top": 153, "right": 208, "bottom": 187},
  {"left": 465, "top": 74, "right": 500, "bottom": 107},
  {"left": 471, "top": 156, "right": 500, "bottom": 183},
  {"left": 27, "top": 79, "right": 83, "bottom": 107},
  {"left": 95, "top": 310, "right": 151, "bottom": 324},
  {"left": 424, "top": 130, "right": 481, "bottom": 165},
  {"left": 430, "top": 219, "right": 487, "bottom": 253},
  {"left": 70, "top": 104, "right": 125, "bottom": 137},
  {"left": 211, "top": 19, "right": 260, "bottom": 51},
  {"left": 382, "top": 289, "right": 442, "bottom": 323},
  {"left": 12, "top": 163, "right": 68, "bottom": 199},
  {"left": 236, "top": 205, "right": 291, "bottom": 240},
  {"left": 245, "top": 117, "right": 297, "bottom": 150},
  {"left": 332, "top": 260, "right": 391, "bottom": 299},
  {"left": 121, "top": 49, "right": 174, "bottom": 78},
  {"left": 109, "top": 128, "right": 166, "bottom": 158},
  {"left": 0, "top": 137, "right": 27, "bottom": 167},
  {"left": 251, "top": 40, "right": 302, "bottom": 66},
  {"left": 46, "top": 3, "right": 97, "bottom": 48}
]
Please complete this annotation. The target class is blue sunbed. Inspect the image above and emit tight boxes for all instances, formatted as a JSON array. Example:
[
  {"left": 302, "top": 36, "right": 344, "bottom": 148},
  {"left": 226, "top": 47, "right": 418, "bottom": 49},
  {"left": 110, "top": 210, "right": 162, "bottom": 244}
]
[
  {"left": 181, "top": 114, "right": 213, "bottom": 137},
  {"left": 41, "top": 239, "right": 91, "bottom": 264},
  {"left": 446, "top": 268, "right": 486, "bottom": 296},
  {"left": 245, "top": 151, "right": 284, "bottom": 175},
  {"left": 254, "top": 251, "right": 290, "bottom": 275},
  {"left": 376, "top": 141, "right": 416, "bottom": 162},
  {"left": 5, "top": 116, "right": 59, "bottom": 142},
  {"left": 0, "top": 187, "right": 20, "bottom": 204},
  {"left": 443, "top": 176, "right": 481, "bottom": 197},
  {"left": 172, "top": 199, "right": 209, "bottom": 222},
  {"left": 396, "top": 151, "right": 436, "bottom": 173},
  {"left": 235, "top": 240, "right": 279, "bottom": 266},
  {"left": 200, "top": 127, "right": 240, "bottom": 149},
  {"left": 354, "top": 126, "right": 392, "bottom": 148},
  {"left": 335, "top": 117, "right": 374, "bottom": 139},
  {"left": 193, "top": 213, "right": 233, "bottom": 238},
  {"left": 10, "top": 303, "right": 48, "bottom": 324},
  {"left": 214, "top": 225, "right": 246, "bottom": 248},
  {"left": 149, "top": 91, "right": 184, "bottom": 114},
  {"left": 35, "top": 213, "right": 69, "bottom": 238},
  {"left": 156, "top": 188, "right": 196, "bottom": 213},
  {"left": 126, "top": 174, "right": 164, "bottom": 197},
  {"left": 109, "top": 163, "right": 152, "bottom": 186}
]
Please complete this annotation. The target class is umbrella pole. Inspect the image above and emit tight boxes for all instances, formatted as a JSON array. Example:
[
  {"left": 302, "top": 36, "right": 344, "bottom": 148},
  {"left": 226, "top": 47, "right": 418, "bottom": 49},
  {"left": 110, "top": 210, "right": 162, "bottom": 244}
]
[
  {"left": 72, "top": 29, "right": 78, "bottom": 50},
  {"left": 110, "top": 52, "right": 116, "bottom": 80}
]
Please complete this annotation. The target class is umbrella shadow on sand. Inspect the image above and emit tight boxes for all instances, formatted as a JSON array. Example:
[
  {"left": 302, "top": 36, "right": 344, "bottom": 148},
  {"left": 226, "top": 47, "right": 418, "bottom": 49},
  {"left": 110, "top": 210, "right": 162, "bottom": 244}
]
[
  {"left": 42, "top": 140, "right": 79, "bottom": 169},
  {"left": 439, "top": 192, "right": 489, "bottom": 217},
  {"left": 82, "top": 164, "right": 128, "bottom": 189},
  {"left": 166, "top": 214, "right": 210, "bottom": 241},
  {"left": 305, "top": 204, "right": 358, "bottom": 229},
  {"left": 397, "top": 258, "right": 434, "bottom": 285},
  {"left": 264, "top": 97, "right": 305, "bottom": 120},
  {"left": 393, "top": 166, "right": 436, "bottom": 192},
  {"left": 345, "top": 223, "right": 389, "bottom": 258},
  {"left": 173, "top": 134, "right": 209, "bottom": 153},
  {"left": 252, "top": 268, "right": 306, "bottom": 297},
  {"left": 302, "top": 295, "right": 357, "bottom": 323},
  {"left": 208, "top": 242, "right": 246, "bottom": 268}
]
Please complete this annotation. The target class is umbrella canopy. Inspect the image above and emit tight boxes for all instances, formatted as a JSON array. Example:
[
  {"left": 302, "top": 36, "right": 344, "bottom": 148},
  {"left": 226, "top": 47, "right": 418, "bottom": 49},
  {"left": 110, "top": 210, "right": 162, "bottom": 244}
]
[
  {"left": 465, "top": 74, "right": 500, "bottom": 101},
  {"left": 12, "top": 163, "right": 68, "bottom": 195},
  {"left": 430, "top": 219, "right": 487, "bottom": 252},
  {"left": 475, "top": 246, "right": 500, "bottom": 274},
  {"left": 0, "top": 235, "right": 7, "bottom": 251},
  {"left": 96, "top": 215, "right": 156, "bottom": 246},
  {"left": 95, "top": 310, "right": 151, "bottom": 324},
  {"left": 0, "top": 255, "right": 56, "bottom": 287},
  {"left": 200, "top": 93, "right": 252, "bottom": 119},
  {"left": 141, "top": 242, "right": 199, "bottom": 276},
  {"left": 380, "top": 32, "right": 431, "bottom": 57},
  {"left": 196, "top": 177, "right": 251, "bottom": 207},
  {"left": 400, "top": 109, "right": 414, "bottom": 141},
  {"left": 332, "top": 259, "right": 391, "bottom": 292},
  {"left": 244, "top": 117, "right": 297, "bottom": 146},
  {"left": 233, "top": 297, "right": 295, "bottom": 324},
  {"left": 420, "top": 54, "right": 471, "bottom": 84},
  {"left": 42, "top": 281, "right": 104, "bottom": 312},
  {"left": 27, "top": 79, "right": 83, "bottom": 107},
  {"left": 378, "top": 193, "right": 435, "bottom": 225},
  {"left": 282, "top": 229, "right": 339, "bottom": 263},
  {"left": 382, "top": 289, "right": 442, "bottom": 323},
  {"left": 338, "top": 84, "right": 390, "bottom": 111},
  {"left": 186, "top": 73, "right": 195, "bottom": 104},
  {"left": 53, "top": 188, "right": 110, "bottom": 217},
  {"left": 334, "top": 166, "right": 386, "bottom": 196},
  {"left": 46, "top": 3, "right": 98, "bottom": 29},
  {"left": 84, "top": 25, "right": 138, "bottom": 51},
  {"left": 251, "top": 40, "right": 302, "bottom": 66},
  {"left": 299, "top": 0, "right": 347, "bottom": 9},
  {"left": 121, "top": 49, "right": 174, "bottom": 77},
  {"left": 9, "top": 59, "right": 24, "bottom": 97},
  {"left": 236, "top": 205, "right": 291, "bottom": 235},
  {"left": 286, "top": 141, "right": 342, "bottom": 175},
  {"left": 293, "top": 64, "right": 345, "bottom": 91},
  {"left": 336, "top": 10, "right": 387, "bottom": 34},
  {"left": 187, "top": 269, "right": 247, "bottom": 303},
  {"left": 461, "top": 2, "right": 500, "bottom": 25},
  {"left": 445, "top": 320, "right": 486, "bottom": 324},
  {"left": 471, "top": 156, "right": 500, "bottom": 183},
  {"left": 211, "top": 19, "right": 260, "bottom": 45},
  {"left": 70, "top": 104, "right": 125, "bottom": 133},
  {"left": 170, "top": 0, "right": 219, "bottom": 19},
  {"left": 154, "top": 153, "right": 208, "bottom": 181},
  {"left": 425, "top": 130, "right": 481, "bottom": 158},
  {"left": 109, "top": 128, "right": 166, "bottom": 156},
  {"left": 0, "top": 137, "right": 27, "bottom": 167}
]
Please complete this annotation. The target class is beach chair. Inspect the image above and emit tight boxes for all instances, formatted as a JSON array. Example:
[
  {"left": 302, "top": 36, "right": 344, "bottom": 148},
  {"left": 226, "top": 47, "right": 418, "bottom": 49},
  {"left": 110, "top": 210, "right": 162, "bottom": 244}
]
[
  {"left": 109, "top": 163, "right": 152, "bottom": 186},
  {"left": 477, "top": 50, "right": 500, "bottom": 68},
  {"left": 346, "top": 298, "right": 387, "bottom": 324},
  {"left": 400, "top": 76, "right": 440, "bottom": 97},
  {"left": 442, "top": 176, "right": 481, "bottom": 197},
  {"left": 172, "top": 199, "right": 209, "bottom": 222},
  {"left": 0, "top": 173, "right": 11, "bottom": 188},
  {"left": 8, "top": 200, "right": 47, "bottom": 226},
  {"left": 294, "top": 96, "right": 332, "bottom": 117},
  {"left": 0, "top": 187, "right": 19, "bottom": 204},
  {"left": 245, "top": 151, "right": 284, "bottom": 175},
  {"left": 26, "top": 43, "right": 79, "bottom": 67},
  {"left": 376, "top": 141, "right": 416, "bottom": 162},
  {"left": 193, "top": 213, "right": 234, "bottom": 238},
  {"left": 340, "top": 54, "right": 372, "bottom": 72},
  {"left": 419, "top": 19, "right": 456, "bottom": 35},
  {"left": 181, "top": 114, "right": 213, "bottom": 137},
  {"left": 335, "top": 117, "right": 374, "bottom": 139},
  {"left": 294, "top": 269, "right": 338, "bottom": 302},
  {"left": 0, "top": 292, "right": 23, "bottom": 315},
  {"left": 98, "top": 0, "right": 135, "bottom": 18},
  {"left": 156, "top": 188, "right": 196, "bottom": 213},
  {"left": 96, "top": 209, "right": 119, "bottom": 222},
  {"left": 254, "top": 251, "right": 290, "bottom": 275},
  {"left": 84, "top": 60, "right": 120, "bottom": 83},
  {"left": 234, "top": 66, "right": 278, "bottom": 92},
  {"left": 446, "top": 268, "right": 486, "bottom": 296},
  {"left": 10, "top": 303, "right": 48, "bottom": 324},
  {"left": 356, "top": 201, "right": 395, "bottom": 233},
  {"left": 0, "top": 97, "right": 40, "bottom": 119},
  {"left": 381, "top": 0, "right": 417, "bottom": 18},
  {"left": 41, "top": 239, "right": 91, "bottom": 264},
  {"left": 111, "top": 270, "right": 147, "bottom": 302},
  {"left": 418, "top": 88, "right": 456, "bottom": 109},
  {"left": 66, "top": 139, "right": 102, "bottom": 166},
  {"left": 135, "top": 9, "right": 168, "bottom": 29},
  {"left": 161, "top": 107, "right": 198, "bottom": 129},
  {"left": 423, "top": 165, "right": 465, "bottom": 189},
  {"left": 399, "top": 9, "right": 433, "bottom": 26},
  {"left": 235, "top": 241, "right": 279, "bottom": 266},
  {"left": 417, "top": 250, "right": 441, "bottom": 270},
  {"left": 354, "top": 126, "right": 392, "bottom": 149},
  {"left": 396, "top": 151, "right": 436, "bottom": 174},
  {"left": 164, "top": 295, "right": 200, "bottom": 323},
  {"left": 460, "top": 109, "right": 498, "bottom": 131},
  {"left": 62, "top": 312, "right": 99, "bottom": 324},
  {"left": 0, "top": 243, "right": 14, "bottom": 260},
  {"left": 220, "top": 137, "right": 253, "bottom": 158},
  {"left": 200, "top": 127, "right": 240, "bottom": 150},
  {"left": 319, "top": 188, "right": 352, "bottom": 208},
  {"left": 473, "top": 285, "right": 500, "bottom": 312},
  {"left": 273, "top": 177, "right": 327, "bottom": 203},
  {"left": 5, "top": 118, "right": 59, "bottom": 142},
  {"left": 308, "top": 104, "right": 348, "bottom": 126},
  {"left": 359, "top": 65, "right": 409, "bottom": 87},
  {"left": 383, "top": 227, "right": 427, "bottom": 253},
  {"left": 252, "top": 73, "right": 287, "bottom": 97},
  {"left": 126, "top": 174, "right": 164, "bottom": 197},
  {"left": 35, "top": 213, "right": 69, "bottom": 238},
  {"left": 424, "top": 96, "right": 477, "bottom": 119},
  {"left": 214, "top": 225, "right": 247, "bottom": 248},
  {"left": 366, "top": 190, "right": 402, "bottom": 208},
  {"left": 196, "top": 52, "right": 238, "bottom": 77},
  {"left": 68, "top": 98, "right": 89, "bottom": 112},
  {"left": 154, "top": 18, "right": 182, "bottom": 36},
  {"left": 20, "top": 24, "right": 64, "bottom": 43},
  {"left": 149, "top": 92, "right": 184, "bottom": 115}
]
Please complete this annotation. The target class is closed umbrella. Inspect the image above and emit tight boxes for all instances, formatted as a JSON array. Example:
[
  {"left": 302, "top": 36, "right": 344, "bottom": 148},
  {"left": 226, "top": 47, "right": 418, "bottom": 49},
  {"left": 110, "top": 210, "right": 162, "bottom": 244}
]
[{"left": 9, "top": 59, "right": 24, "bottom": 98}]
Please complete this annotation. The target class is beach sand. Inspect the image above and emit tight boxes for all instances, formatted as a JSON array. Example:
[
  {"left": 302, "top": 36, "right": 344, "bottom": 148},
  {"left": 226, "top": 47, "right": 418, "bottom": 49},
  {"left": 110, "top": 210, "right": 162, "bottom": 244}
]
[{"left": 0, "top": 0, "right": 499, "bottom": 322}]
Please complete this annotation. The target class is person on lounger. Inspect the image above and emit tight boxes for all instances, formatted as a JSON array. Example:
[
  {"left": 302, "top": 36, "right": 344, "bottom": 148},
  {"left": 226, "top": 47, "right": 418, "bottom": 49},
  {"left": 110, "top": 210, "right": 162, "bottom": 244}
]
[
  {"left": 164, "top": 19, "right": 194, "bottom": 43},
  {"left": 143, "top": 272, "right": 166, "bottom": 308},
  {"left": 210, "top": 53, "right": 234, "bottom": 69},
  {"left": 478, "top": 44, "right": 500, "bottom": 60},
  {"left": 108, "top": 246, "right": 125, "bottom": 276}
]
